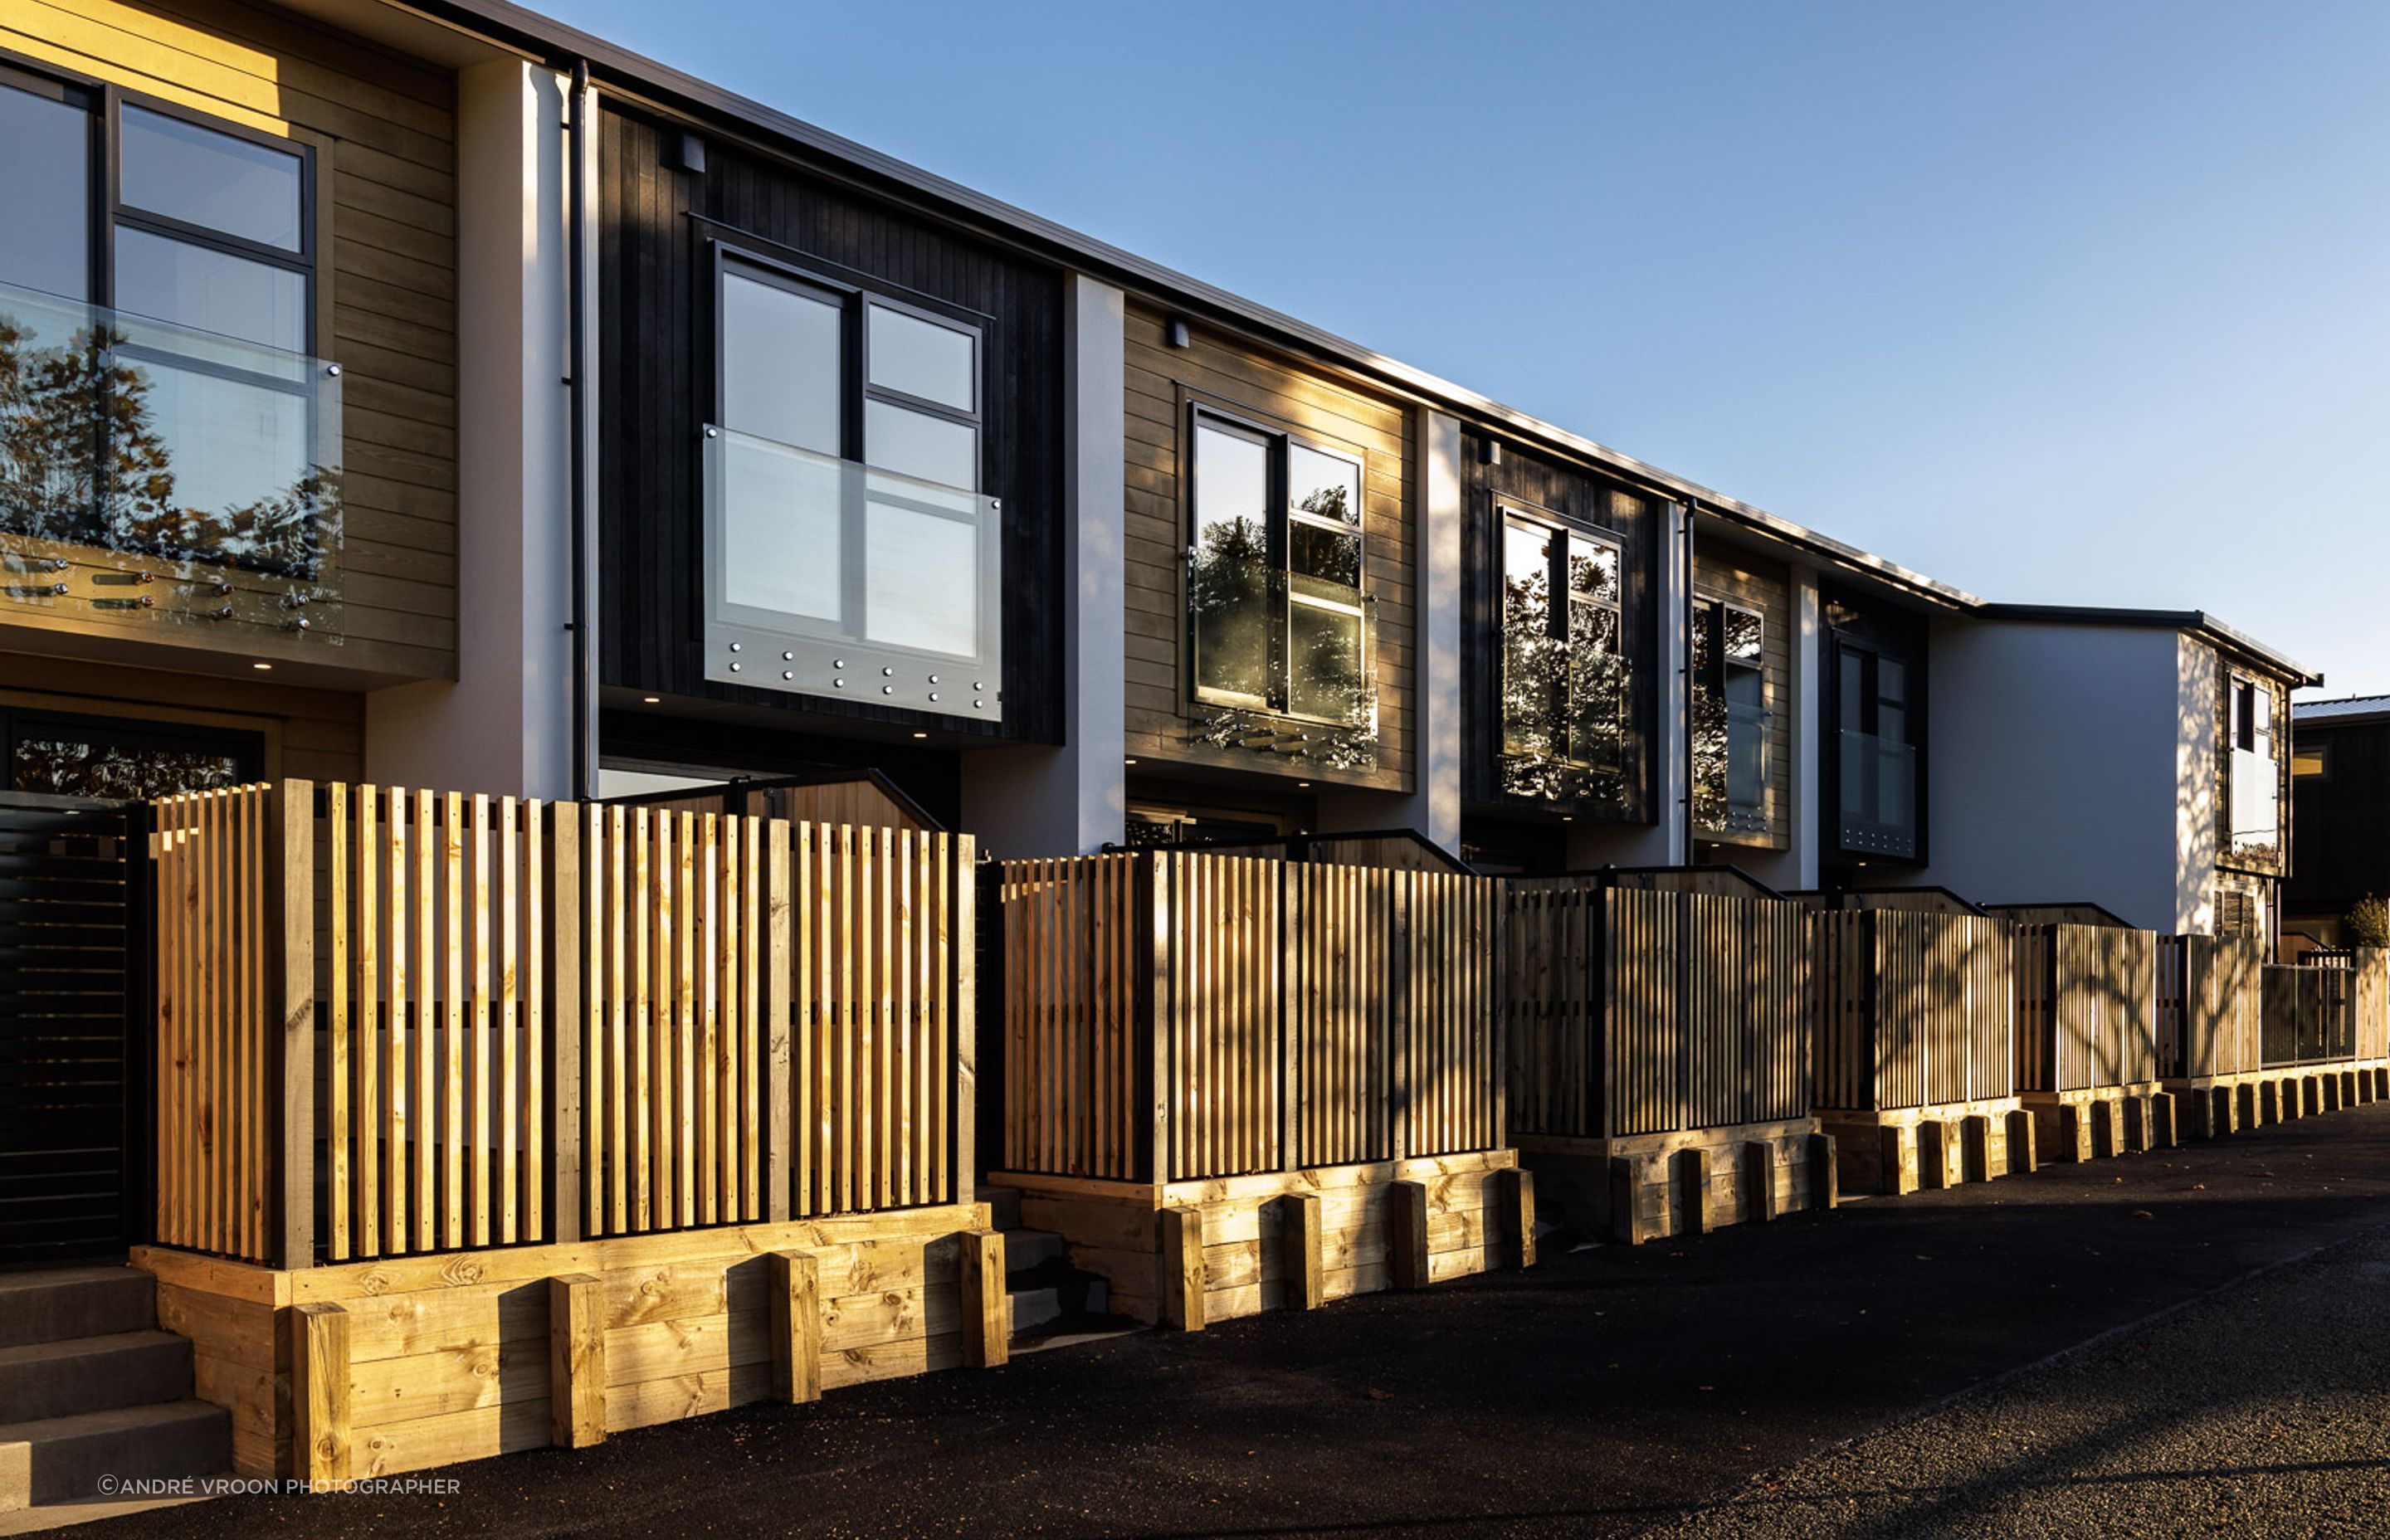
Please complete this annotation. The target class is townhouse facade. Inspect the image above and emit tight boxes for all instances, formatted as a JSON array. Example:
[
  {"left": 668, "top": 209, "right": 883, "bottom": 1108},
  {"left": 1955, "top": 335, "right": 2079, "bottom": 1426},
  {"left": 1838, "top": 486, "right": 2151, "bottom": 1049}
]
[{"left": 2285, "top": 694, "right": 2390, "bottom": 945}]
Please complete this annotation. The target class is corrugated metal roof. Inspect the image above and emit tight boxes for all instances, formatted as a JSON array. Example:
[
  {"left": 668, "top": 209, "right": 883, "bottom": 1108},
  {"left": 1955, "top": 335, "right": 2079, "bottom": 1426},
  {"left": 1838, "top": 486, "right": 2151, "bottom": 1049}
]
[{"left": 2295, "top": 694, "right": 2390, "bottom": 722}]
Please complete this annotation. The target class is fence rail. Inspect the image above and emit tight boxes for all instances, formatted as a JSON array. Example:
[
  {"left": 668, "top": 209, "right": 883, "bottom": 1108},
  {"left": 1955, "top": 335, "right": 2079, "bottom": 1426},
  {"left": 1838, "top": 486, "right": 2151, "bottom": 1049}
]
[
  {"left": 2014, "top": 924, "right": 2158, "bottom": 1093},
  {"left": 154, "top": 780, "right": 973, "bottom": 1268},
  {"left": 996, "top": 851, "right": 1503, "bottom": 1186},
  {"left": 1812, "top": 909, "right": 2013, "bottom": 1114},
  {"left": 1507, "top": 883, "right": 1809, "bottom": 1141}
]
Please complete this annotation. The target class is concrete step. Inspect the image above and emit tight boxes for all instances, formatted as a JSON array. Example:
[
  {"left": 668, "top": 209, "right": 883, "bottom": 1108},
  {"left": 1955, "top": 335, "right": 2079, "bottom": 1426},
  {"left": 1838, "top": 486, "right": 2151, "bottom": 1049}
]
[
  {"left": 0, "top": 1401, "right": 229, "bottom": 1510},
  {"left": 0, "top": 1333, "right": 195, "bottom": 1425},
  {"left": 0, "top": 1270, "right": 153, "bottom": 1351},
  {"left": 1003, "top": 1228, "right": 1065, "bottom": 1274},
  {"left": 1007, "top": 1285, "right": 1062, "bottom": 1337},
  {"left": 982, "top": 1186, "right": 1022, "bottom": 1231}
]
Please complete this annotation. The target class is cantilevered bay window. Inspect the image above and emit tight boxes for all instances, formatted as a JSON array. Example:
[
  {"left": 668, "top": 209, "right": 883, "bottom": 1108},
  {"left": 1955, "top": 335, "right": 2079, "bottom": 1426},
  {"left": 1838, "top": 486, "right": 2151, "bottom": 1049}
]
[
  {"left": 1497, "top": 509, "right": 1627, "bottom": 800},
  {"left": 703, "top": 246, "right": 1002, "bottom": 720},
  {"left": 1691, "top": 597, "right": 1768, "bottom": 833},
  {"left": 1187, "top": 407, "right": 1370, "bottom": 729},
  {"left": 2227, "top": 673, "right": 2281, "bottom": 866}
]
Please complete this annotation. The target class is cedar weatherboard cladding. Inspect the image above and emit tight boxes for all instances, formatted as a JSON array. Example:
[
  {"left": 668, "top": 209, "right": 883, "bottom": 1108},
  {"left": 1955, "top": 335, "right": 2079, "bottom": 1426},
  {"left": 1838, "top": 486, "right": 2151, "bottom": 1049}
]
[
  {"left": 596, "top": 103, "right": 1066, "bottom": 744},
  {"left": 1121, "top": 302, "right": 1414, "bottom": 790},
  {"left": 1459, "top": 431, "right": 1656, "bottom": 822}
]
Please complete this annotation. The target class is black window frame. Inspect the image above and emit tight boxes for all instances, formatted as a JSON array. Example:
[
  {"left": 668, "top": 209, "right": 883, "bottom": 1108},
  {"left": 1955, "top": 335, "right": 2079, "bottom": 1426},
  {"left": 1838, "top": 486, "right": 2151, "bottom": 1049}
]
[
  {"left": 1691, "top": 594, "right": 1768, "bottom": 834},
  {"left": 1183, "top": 401, "right": 1370, "bottom": 728},
  {"left": 1495, "top": 501, "right": 1627, "bottom": 774}
]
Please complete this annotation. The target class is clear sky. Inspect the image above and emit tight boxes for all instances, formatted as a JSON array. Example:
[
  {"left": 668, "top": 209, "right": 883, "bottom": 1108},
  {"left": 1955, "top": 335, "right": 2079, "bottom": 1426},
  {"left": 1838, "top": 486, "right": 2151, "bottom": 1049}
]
[{"left": 546, "top": 0, "right": 2389, "bottom": 696}]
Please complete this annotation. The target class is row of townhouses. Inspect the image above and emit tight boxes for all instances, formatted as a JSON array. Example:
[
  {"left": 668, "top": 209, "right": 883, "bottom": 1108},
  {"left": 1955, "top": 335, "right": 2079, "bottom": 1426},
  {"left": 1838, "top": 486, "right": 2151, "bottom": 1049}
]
[
  {"left": 0, "top": 0, "right": 2311, "bottom": 936},
  {"left": 0, "top": 0, "right": 2358, "bottom": 1505}
]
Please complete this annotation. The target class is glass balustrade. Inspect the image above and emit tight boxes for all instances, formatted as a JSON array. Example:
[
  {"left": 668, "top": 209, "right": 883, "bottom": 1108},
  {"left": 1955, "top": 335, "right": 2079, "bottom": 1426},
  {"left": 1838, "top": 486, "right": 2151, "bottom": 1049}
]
[
  {"left": 1838, "top": 729, "right": 1918, "bottom": 859},
  {"left": 702, "top": 424, "right": 1002, "bottom": 722},
  {"left": 0, "top": 278, "right": 343, "bottom": 641}
]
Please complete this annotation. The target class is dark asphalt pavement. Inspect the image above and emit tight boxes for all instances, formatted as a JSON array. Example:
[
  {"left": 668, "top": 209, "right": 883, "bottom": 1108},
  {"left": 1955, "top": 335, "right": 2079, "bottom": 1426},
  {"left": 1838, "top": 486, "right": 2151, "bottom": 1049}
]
[{"left": 85, "top": 1100, "right": 2390, "bottom": 1539}]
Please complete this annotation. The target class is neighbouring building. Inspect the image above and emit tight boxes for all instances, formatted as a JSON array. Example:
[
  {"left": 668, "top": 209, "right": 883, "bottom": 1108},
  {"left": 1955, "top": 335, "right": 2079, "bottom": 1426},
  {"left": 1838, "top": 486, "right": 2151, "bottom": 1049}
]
[{"left": 2285, "top": 694, "right": 2390, "bottom": 945}]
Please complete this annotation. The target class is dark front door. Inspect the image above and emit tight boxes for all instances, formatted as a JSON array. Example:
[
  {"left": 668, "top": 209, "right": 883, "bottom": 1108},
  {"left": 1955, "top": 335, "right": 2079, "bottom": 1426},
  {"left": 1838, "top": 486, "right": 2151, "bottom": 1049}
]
[{"left": 0, "top": 791, "right": 144, "bottom": 1262}]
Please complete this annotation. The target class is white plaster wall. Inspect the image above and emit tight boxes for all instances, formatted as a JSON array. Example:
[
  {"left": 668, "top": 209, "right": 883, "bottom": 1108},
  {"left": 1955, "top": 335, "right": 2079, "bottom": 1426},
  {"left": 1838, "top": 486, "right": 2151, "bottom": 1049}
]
[
  {"left": 363, "top": 60, "right": 574, "bottom": 800},
  {"left": 1915, "top": 618, "right": 2183, "bottom": 928},
  {"left": 2175, "top": 636, "right": 2222, "bottom": 935},
  {"left": 958, "top": 274, "right": 1127, "bottom": 857},
  {"left": 1315, "top": 409, "right": 1463, "bottom": 854}
]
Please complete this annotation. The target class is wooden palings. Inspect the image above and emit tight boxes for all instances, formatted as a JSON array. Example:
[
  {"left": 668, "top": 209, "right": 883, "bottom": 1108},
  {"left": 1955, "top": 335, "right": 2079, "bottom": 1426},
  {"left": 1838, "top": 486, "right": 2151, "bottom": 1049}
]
[
  {"left": 997, "top": 854, "right": 1139, "bottom": 1180},
  {"left": 2015, "top": 924, "right": 2158, "bottom": 1092},
  {"left": 2162, "top": 933, "right": 2264, "bottom": 1079},
  {"left": 1811, "top": 909, "right": 2012, "bottom": 1114},
  {"left": 1403, "top": 870, "right": 1499, "bottom": 1158}
]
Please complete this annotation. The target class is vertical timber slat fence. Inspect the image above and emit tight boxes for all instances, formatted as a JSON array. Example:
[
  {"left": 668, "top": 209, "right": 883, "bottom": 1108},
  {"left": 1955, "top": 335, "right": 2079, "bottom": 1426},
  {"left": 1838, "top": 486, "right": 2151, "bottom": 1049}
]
[
  {"left": 2156, "top": 933, "right": 2265, "bottom": 1080},
  {"left": 1506, "top": 883, "right": 1812, "bottom": 1141},
  {"left": 1811, "top": 910, "right": 2015, "bottom": 1114},
  {"left": 2014, "top": 924, "right": 2159, "bottom": 1094},
  {"left": 151, "top": 780, "right": 973, "bottom": 1268},
  {"left": 997, "top": 851, "right": 1504, "bottom": 1185}
]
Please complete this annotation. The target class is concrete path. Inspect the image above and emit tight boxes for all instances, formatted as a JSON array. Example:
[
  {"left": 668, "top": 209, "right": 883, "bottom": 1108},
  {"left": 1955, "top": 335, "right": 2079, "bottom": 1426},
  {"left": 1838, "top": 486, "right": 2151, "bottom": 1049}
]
[{"left": 80, "top": 1102, "right": 2390, "bottom": 1539}]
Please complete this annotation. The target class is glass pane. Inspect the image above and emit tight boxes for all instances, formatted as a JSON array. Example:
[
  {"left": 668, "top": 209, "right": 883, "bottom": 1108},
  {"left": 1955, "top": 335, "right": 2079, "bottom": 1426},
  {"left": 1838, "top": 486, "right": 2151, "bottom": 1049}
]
[
  {"left": 1501, "top": 521, "right": 1557, "bottom": 757},
  {"left": 120, "top": 357, "right": 310, "bottom": 563},
  {"left": 120, "top": 106, "right": 301, "bottom": 251},
  {"left": 1878, "top": 655, "right": 1906, "bottom": 705},
  {"left": 1290, "top": 520, "right": 1359, "bottom": 591},
  {"left": 1724, "top": 606, "right": 1763, "bottom": 663},
  {"left": 1690, "top": 599, "right": 1718, "bottom": 680},
  {"left": 13, "top": 736, "right": 246, "bottom": 798},
  {"left": 1286, "top": 442, "right": 1359, "bottom": 527},
  {"left": 865, "top": 398, "right": 976, "bottom": 490},
  {"left": 1288, "top": 597, "right": 1363, "bottom": 723},
  {"left": 1727, "top": 709, "right": 1766, "bottom": 810},
  {"left": 115, "top": 227, "right": 305, "bottom": 351},
  {"left": 1724, "top": 659, "right": 1764, "bottom": 709},
  {"left": 0, "top": 80, "right": 90, "bottom": 300},
  {"left": 1839, "top": 650, "right": 1866, "bottom": 730},
  {"left": 722, "top": 272, "right": 841, "bottom": 454},
  {"left": 1567, "top": 602, "right": 1625, "bottom": 770},
  {"left": 866, "top": 304, "right": 973, "bottom": 411},
  {"left": 718, "top": 431, "right": 842, "bottom": 623},
  {"left": 866, "top": 497, "right": 977, "bottom": 655},
  {"left": 1878, "top": 704, "right": 1906, "bottom": 743},
  {"left": 1566, "top": 539, "right": 1618, "bottom": 604},
  {"left": 1191, "top": 422, "right": 1271, "bottom": 704}
]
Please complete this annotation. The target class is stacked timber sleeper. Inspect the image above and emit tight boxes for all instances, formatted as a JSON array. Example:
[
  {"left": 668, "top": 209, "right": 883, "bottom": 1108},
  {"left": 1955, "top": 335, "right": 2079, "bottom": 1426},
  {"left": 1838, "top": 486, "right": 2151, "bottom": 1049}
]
[{"left": 113, "top": 786, "right": 2390, "bottom": 1494}]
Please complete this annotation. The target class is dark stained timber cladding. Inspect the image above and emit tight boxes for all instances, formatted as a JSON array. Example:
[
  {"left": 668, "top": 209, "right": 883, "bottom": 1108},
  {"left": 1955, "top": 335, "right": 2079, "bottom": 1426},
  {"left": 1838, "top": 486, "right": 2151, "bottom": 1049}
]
[
  {"left": 1459, "top": 433, "right": 1656, "bottom": 821},
  {"left": 596, "top": 105, "right": 1066, "bottom": 743}
]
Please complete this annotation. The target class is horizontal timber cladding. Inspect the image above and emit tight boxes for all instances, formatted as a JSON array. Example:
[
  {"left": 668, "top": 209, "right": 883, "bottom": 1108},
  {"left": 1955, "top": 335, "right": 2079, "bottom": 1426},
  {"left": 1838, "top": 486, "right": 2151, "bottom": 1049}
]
[
  {"left": 1122, "top": 302, "right": 1415, "bottom": 791},
  {"left": 0, "top": 655, "right": 366, "bottom": 784},
  {"left": 151, "top": 778, "right": 973, "bottom": 1269},
  {"left": 1505, "top": 882, "right": 1810, "bottom": 1141},
  {"left": 993, "top": 852, "right": 1503, "bottom": 1185},
  {"left": 596, "top": 102, "right": 1066, "bottom": 743},
  {"left": 1812, "top": 910, "right": 2017, "bottom": 1114},
  {"left": 2157, "top": 933, "right": 2266, "bottom": 1079},
  {"left": 0, "top": 0, "right": 459, "bottom": 681},
  {"left": 2012, "top": 924, "right": 2160, "bottom": 1093},
  {"left": 1690, "top": 543, "right": 1792, "bottom": 849},
  {"left": 1459, "top": 431, "right": 1659, "bottom": 821},
  {"left": 136, "top": 1203, "right": 991, "bottom": 1479}
]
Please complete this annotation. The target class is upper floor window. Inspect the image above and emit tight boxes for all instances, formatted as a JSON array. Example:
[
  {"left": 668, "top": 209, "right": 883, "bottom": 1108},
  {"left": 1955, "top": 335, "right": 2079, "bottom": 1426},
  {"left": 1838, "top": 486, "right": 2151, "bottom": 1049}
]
[
  {"left": 1498, "top": 510, "right": 1625, "bottom": 777},
  {"left": 703, "top": 246, "right": 1001, "bottom": 720},
  {"left": 0, "top": 66, "right": 328, "bottom": 579},
  {"left": 1834, "top": 637, "right": 1918, "bottom": 859},
  {"left": 1187, "top": 407, "right": 1368, "bottom": 727},
  {"left": 2227, "top": 674, "right": 2280, "bottom": 862},
  {"left": 1692, "top": 597, "right": 1768, "bottom": 833}
]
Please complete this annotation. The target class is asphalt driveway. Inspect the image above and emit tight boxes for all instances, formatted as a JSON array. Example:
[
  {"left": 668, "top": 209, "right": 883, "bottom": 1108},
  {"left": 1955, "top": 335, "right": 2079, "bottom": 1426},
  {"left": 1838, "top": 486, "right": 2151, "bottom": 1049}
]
[{"left": 82, "top": 1101, "right": 2390, "bottom": 1539}]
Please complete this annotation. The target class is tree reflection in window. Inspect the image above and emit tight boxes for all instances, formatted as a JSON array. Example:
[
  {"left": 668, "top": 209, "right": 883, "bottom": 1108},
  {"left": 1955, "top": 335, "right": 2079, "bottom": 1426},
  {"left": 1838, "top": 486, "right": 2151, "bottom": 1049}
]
[
  {"left": 0, "top": 307, "right": 334, "bottom": 578},
  {"left": 1692, "top": 597, "right": 1767, "bottom": 832},
  {"left": 1188, "top": 413, "right": 1370, "bottom": 729},
  {"left": 1499, "top": 513, "right": 1627, "bottom": 802}
]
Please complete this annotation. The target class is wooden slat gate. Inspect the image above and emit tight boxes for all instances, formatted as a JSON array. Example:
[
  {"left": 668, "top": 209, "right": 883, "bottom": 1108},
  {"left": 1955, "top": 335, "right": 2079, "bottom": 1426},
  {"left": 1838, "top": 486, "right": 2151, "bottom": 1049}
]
[
  {"left": 1812, "top": 909, "right": 2014, "bottom": 1114},
  {"left": 0, "top": 792, "right": 144, "bottom": 1262}
]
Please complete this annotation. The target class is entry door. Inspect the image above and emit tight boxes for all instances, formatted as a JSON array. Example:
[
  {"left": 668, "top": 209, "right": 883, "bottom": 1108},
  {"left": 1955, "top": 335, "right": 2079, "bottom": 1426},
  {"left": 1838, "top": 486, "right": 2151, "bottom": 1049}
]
[{"left": 0, "top": 792, "right": 143, "bottom": 1261}]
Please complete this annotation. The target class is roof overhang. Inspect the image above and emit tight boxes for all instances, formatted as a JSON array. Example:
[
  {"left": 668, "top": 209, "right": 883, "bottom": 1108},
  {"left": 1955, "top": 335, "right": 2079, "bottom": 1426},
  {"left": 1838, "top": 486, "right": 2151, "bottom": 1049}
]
[{"left": 1974, "top": 604, "right": 2322, "bottom": 687}]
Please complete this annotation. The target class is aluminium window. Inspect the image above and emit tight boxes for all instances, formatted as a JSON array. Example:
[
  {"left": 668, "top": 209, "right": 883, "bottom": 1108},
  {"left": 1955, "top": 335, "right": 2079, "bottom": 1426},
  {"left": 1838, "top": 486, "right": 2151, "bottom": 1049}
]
[
  {"left": 704, "top": 246, "right": 1000, "bottom": 719},
  {"left": 1692, "top": 597, "right": 1768, "bottom": 833},
  {"left": 2227, "top": 674, "right": 2280, "bottom": 860},
  {"left": 1188, "top": 407, "right": 1368, "bottom": 727},
  {"left": 0, "top": 64, "right": 327, "bottom": 578},
  {"left": 1498, "top": 509, "right": 1626, "bottom": 775}
]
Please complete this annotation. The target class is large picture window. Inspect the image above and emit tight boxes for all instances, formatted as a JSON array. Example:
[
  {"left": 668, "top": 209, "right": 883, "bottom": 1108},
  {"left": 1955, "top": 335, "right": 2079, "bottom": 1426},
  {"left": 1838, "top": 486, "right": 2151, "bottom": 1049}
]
[
  {"left": 1188, "top": 407, "right": 1368, "bottom": 727},
  {"left": 703, "top": 246, "right": 1000, "bottom": 721},
  {"left": 1691, "top": 597, "right": 1768, "bottom": 833},
  {"left": 1498, "top": 509, "right": 1626, "bottom": 777},
  {"left": 2227, "top": 673, "right": 2280, "bottom": 864},
  {"left": 1833, "top": 637, "right": 1918, "bottom": 858},
  {"left": 0, "top": 65, "right": 332, "bottom": 581}
]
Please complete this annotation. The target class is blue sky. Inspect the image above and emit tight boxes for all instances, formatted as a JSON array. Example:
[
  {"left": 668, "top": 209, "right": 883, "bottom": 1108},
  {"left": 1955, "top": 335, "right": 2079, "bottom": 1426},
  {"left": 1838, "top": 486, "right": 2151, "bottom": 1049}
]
[{"left": 549, "top": 0, "right": 2389, "bottom": 695}]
